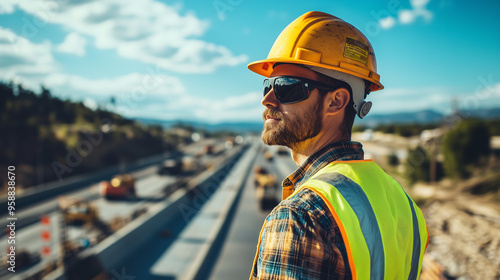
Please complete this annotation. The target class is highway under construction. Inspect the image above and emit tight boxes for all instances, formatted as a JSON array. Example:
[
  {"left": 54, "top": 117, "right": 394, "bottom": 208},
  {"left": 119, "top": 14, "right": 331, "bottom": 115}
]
[{"left": 1, "top": 134, "right": 499, "bottom": 279}]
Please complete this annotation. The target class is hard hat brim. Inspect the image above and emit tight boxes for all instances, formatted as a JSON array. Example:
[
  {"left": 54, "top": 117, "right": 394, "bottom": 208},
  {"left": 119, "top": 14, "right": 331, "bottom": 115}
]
[{"left": 247, "top": 58, "right": 384, "bottom": 91}]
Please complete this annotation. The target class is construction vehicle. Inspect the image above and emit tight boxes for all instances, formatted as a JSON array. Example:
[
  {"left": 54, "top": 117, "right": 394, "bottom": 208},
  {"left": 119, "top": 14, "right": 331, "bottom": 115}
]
[
  {"left": 99, "top": 174, "right": 136, "bottom": 199},
  {"left": 225, "top": 137, "right": 235, "bottom": 149},
  {"left": 58, "top": 197, "right": 99, "bottom": 226},
  {"left": 204, "top": 144, "right": 214, "bottom": 155},
  {"left": 264, "top": 150, "right": 274, "bottom": 161},
  {"left": 157, "top": 158, "right": 183, "bottom": 175},
  {"left": 254, "top": 166, "right": 279, "bottom": 210}
]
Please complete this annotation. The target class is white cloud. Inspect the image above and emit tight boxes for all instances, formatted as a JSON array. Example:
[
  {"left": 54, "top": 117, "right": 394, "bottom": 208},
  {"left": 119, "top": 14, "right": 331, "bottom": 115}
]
[
  {"left": 43, "top": 72, "right": 185, "bottom": 100},
  {"left": 194, "top": 93, "right": 264, "bottom": 123},
  {"left": 0, "top": 21, "right": 259, "bottom": 123},
  {"left": 414, "top": 9, "right": 433, "bottom": 22},
  {"left": 379, "top": 17, "right": 397, "bottom": 29},
  {"left": 411, "top": 0, "right": 431, "bottom": 9},
  {"left": 139, "top": 91, "right": 263, "bottom": 123},
  {"left": 0, "top": 27, "right": 184, "bottom": 108},
  {"left": 398, "top": 10, "right": 416, "bottom": 24},
  {"left": 457, "top": 82, "right": 500, "bottom": 112},
  {"left": 8, "top": 71, "right": 187, "bottom": 119},
  {"left": 0, "top": 27, "right": 57, "bottom": 81},
  {"left": 57, "top": 32, "right": 87, "bottom": 56},
  {"left": 0, "top": 1, "right": 271, "bottom": 124},
  {"left": 10, "top": 0, "right": 248, "bottom": 73},
  {"left": 0, "top": 0, "right": 16, "bottom": 14},
  {"left": 379, "top": 0, "right": 433, "bottom": 29},
  {"left": 368, "top": 86, "right": 456, "bottom": 115},
  {"left": 83, "top": 98, "right": 98, "bottom": 110}
]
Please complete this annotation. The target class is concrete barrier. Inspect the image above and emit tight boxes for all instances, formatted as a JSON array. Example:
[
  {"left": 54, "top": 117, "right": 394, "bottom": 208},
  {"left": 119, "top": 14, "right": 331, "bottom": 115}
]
[{"left": 184, "top": 142, "right": 259, "bottom": 280}]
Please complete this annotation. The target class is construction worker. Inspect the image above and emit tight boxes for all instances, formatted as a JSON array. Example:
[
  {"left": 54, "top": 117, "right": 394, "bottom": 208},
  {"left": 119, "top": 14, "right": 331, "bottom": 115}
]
[{"left": 247, "top": 11, "right": 428, "bottom": 279}]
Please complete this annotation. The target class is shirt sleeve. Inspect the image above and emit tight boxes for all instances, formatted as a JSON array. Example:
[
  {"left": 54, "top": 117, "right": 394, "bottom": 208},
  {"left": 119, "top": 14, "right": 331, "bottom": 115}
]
[{"left": 251, "top": 204, "right": 331, "bottom": 280}]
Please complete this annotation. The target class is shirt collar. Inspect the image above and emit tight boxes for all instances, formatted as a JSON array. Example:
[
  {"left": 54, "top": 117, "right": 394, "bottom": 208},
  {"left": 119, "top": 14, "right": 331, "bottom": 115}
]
[{"left": 282, "top": 141, "right": 364, "bottom": 199}]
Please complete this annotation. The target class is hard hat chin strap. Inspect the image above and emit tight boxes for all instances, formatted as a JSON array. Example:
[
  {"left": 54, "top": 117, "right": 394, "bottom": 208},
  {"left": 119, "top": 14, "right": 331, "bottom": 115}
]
[{"left": 306, "top": 66, "right": 372, "bottom": 119}]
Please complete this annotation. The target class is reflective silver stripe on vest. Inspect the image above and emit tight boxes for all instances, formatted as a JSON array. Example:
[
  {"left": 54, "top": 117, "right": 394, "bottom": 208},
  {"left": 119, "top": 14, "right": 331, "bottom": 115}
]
[
  {"left": 314, "top": 173, "right": 385, "bottom": 280},
  {"left": 405, "top": 193, "right": 421, "bottom": 280}
]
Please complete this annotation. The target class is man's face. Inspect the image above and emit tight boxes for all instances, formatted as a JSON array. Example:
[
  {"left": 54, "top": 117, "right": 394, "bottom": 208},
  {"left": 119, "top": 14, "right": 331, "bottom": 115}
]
[{"left": 261, "top": 64, "right": 325, "bottom": 148}]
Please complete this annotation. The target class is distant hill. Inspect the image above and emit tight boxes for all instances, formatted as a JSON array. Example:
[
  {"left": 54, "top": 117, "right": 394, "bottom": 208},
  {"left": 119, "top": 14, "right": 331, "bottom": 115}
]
[
  {"left": 461, "top": 107, "right": 500, "bottom": 119},
  {"left": 134, "top": 107, "right": 500, "bottom": 132},
  {"left": 357, "top": 107, "right": 500, "bottom": 127},
  {"left": 357, "top": 109, "right": 444, "bottom": 127}
]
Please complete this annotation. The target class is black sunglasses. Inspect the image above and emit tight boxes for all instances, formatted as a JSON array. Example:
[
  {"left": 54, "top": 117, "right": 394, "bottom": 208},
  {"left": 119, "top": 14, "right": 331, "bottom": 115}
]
[{"left": 263, "top": 76, "right": 339, "bottom": 104}]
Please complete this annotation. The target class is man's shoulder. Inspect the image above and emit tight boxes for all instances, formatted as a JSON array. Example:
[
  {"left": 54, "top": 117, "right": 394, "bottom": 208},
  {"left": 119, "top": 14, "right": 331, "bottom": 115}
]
[
  {"left": 268, "top": 188, "right": 330, "bottom": 224},
  {"left": 281, "top": 187, "right": 325, "bottom": 208},
  {"left": 265, "top": 187, "right": 342, "bottom": 241}
]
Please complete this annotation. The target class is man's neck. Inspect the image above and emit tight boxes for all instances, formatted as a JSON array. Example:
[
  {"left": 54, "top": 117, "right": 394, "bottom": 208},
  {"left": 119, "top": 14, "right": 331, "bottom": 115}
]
[{"left": 289, "top": 132, "right": 350, "bottom": 166}]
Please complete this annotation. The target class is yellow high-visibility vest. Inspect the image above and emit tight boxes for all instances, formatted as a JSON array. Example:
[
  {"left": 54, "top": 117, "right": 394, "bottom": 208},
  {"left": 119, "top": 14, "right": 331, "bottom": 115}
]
[{"left": 252, "top": 159, "right": 429, "bottom": 279}]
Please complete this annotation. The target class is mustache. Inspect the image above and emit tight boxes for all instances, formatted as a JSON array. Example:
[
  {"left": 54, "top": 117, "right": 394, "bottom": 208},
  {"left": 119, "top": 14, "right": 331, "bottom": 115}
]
[{"left": 262, "top": 108, "right": 283, "bottom": 120}]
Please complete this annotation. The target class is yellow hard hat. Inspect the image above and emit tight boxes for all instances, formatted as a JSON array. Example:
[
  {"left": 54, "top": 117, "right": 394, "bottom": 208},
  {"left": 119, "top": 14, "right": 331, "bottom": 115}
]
[{"left": 248, "top": 11, "right": 383, "bottom": 92}]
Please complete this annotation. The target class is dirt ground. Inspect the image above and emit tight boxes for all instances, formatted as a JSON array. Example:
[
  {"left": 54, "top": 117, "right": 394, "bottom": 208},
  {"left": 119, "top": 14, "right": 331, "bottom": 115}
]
[{"left": 411, "top": 181, "right": 500, "bottom": 280}]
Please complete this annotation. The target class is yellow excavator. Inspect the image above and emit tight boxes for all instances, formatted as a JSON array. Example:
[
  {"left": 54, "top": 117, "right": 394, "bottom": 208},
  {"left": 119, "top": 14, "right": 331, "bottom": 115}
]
[{"left": 254, "top": 166, "right": 279, "bottom": 210}]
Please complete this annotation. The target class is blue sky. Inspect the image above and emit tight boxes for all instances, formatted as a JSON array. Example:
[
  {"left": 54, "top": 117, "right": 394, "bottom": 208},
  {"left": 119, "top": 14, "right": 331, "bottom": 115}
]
[{"left": 1, "top": 0, "right": 499, "bottom": 124}]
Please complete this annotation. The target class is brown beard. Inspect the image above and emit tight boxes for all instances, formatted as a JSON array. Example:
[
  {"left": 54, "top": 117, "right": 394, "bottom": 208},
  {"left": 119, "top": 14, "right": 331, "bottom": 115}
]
[{"left": 261, "top": 103, "right": 323, "bottom": 148}]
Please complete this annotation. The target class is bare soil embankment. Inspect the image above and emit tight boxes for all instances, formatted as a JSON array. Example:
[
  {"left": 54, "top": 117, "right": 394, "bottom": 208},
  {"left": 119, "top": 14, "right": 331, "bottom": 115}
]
[{"left": 412, "top": 178, "right": 500, "bottom": 279}]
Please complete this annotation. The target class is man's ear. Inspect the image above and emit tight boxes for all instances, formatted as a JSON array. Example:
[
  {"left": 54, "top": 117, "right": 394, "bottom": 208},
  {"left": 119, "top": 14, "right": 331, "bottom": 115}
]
[{"left": 323, "top": 88, "right": 350, "bottom": 116}]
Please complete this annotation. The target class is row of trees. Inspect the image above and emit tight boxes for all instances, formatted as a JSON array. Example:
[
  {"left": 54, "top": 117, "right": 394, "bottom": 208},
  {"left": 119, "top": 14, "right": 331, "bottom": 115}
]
[
  {"left": 403, "top": 118, "right": 494, "bottom": 182},
  {"left": 373, "top": 123, "right": 440, "bottom": 137},
  {"left": 0, "top": 82, "right": 132, "bottom": 127}
]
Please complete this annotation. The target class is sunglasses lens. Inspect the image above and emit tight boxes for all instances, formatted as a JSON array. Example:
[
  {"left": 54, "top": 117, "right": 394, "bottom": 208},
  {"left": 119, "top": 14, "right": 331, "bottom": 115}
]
[
  {"left": 263, "top": 79, "right": 272, "bottom": 97},
  {"left": 274, "top": 77, "right": 307, "bottom": 104}
]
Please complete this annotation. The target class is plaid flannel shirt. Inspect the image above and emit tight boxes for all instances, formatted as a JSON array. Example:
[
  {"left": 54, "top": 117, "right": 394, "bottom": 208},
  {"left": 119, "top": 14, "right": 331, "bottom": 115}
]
[{"left": 250, "top": 141, "right": 364, "bottom": 280}]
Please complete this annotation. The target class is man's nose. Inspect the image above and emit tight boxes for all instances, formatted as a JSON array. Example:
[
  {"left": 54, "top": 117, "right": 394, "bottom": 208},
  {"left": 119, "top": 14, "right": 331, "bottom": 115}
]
[{"left": 262, "top": 89, "right": 279, "bottom": 108}]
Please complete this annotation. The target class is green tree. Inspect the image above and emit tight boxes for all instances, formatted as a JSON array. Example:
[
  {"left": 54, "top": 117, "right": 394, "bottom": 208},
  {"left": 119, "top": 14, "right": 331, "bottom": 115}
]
[
  {"left": 387, "top": 153, "right": 399, "bottom": 166},
  {"left": 485, "top": 119, "right": 500, "bottom": 136},
  {"left": 442, "top": 119, "right": 491, "bottom": 178},
  {"left": 405, "top": 146, "right": 430, "bottom": 184}
]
